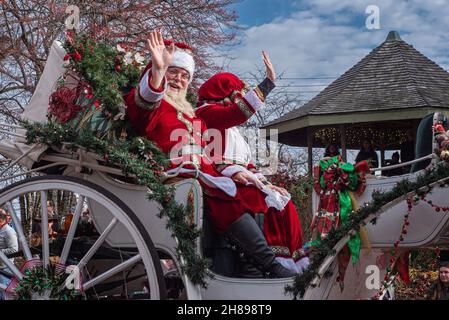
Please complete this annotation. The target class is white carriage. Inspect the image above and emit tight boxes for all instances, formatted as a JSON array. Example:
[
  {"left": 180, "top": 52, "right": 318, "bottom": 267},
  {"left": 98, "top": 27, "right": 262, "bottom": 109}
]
[{"left": 0, "top": 41, "right": 448, "bottom": 300}]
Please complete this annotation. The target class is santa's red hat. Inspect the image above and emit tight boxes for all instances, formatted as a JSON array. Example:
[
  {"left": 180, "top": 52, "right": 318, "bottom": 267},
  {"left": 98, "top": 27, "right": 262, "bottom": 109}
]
[
  {"left": 164, "top": 40, "right": 195, "bottom": 82},
  {"left": 198, "top": 72, "right": 246, "bottom": 101}
]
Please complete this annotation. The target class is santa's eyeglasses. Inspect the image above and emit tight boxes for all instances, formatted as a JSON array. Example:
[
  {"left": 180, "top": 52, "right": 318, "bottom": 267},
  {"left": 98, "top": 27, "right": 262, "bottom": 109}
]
[{"left": 166, "top": 68, "right": 190, "bottom": 81}]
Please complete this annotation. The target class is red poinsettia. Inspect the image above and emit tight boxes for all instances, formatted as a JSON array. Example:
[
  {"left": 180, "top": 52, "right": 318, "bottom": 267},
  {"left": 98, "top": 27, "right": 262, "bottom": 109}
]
[
  {"left": 74, "top": 50, "right": 82, "bottom": 61},
  {"left": 48, "top": 87, "right": 82, "bottom": 123}
]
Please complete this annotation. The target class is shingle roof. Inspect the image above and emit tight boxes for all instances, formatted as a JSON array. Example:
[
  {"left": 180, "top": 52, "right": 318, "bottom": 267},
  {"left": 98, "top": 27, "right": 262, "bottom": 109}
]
[{"left": 265, "top": 31, "right": 449, "bottom": 127}]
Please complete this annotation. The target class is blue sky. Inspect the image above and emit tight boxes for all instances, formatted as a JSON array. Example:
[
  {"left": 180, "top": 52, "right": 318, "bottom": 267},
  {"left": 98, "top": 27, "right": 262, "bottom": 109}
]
[
  {"left": 222, "top": 0, "right": 449, "bottom": 102},
  {"left": 230, "top": 0, "right": 299, "bottom": 26}
]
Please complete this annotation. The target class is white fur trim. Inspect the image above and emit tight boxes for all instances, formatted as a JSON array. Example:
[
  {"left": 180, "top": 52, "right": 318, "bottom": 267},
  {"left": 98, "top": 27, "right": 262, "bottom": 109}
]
[
  {"left": 170, "top": 50, "right": 195, "bottom": 82},
  {"left": 221, "top": 164, "right": 248, "bottom": 179},
  {"left": 139, "top": 68, "right": 168, "bottom": 103},
  {"left": 223, "top": 127, "right": 252, "bottom": 166},
  {"left": 221, "top": 165, "right": 290, "bottom": 210},
  {"left": 262, "top": 187, "right": 291, "bottom": 211},
  {"left": 243, "top": 89, "right": 264, "bottom": 111},
  {"left": 275, "top": 256, "right": 310, "bottom": 274},
  {"left": 295, "top": 256, "right": 310, "bottom": 273},
  {"left": 275, "top": 257, "right": 299, "bottom": 274},
  {"left": 165, "top": 167, "right": 236, "bottom": 197},
  {"left": 255, "top": 172, "right": 265, "bottom": 180}
]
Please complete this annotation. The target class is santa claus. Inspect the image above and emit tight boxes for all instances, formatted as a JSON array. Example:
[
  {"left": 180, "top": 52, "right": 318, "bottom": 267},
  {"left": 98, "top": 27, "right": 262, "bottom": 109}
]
[{"left": 126, "top": 29, "right": 298, "bottom": 278}]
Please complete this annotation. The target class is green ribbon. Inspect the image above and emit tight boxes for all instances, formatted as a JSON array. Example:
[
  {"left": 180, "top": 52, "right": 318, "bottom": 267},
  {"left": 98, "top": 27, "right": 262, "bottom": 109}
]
[{"left": 317, "top": 156, "right": 361, "bottom": 264}]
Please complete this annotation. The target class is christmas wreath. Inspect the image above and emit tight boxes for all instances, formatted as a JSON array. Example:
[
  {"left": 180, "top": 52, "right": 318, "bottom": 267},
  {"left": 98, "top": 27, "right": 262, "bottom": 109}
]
[
  {"left": 5, "top": 260, "right": 83, "bottom": 300},
  {"left": 48, "top": 32, "right": 143, "bottom": 140}
]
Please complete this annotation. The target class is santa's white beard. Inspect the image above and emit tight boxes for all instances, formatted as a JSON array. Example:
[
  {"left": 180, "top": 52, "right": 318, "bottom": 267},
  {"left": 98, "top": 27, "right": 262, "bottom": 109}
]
[{"left": 165, "top": 86, "right": 195, "bottom": 118}]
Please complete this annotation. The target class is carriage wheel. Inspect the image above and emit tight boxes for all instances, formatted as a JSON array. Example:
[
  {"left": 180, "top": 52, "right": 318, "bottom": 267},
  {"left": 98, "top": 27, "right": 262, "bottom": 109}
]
[{"left": 0, "top": 175, "right": 166, "bottom": 300}]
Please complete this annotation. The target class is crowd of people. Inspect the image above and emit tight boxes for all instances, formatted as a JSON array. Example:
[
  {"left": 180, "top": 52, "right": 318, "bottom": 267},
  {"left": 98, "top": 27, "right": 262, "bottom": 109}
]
[{"left": 323, "top": 131, "right": 416, "bottom": 177}]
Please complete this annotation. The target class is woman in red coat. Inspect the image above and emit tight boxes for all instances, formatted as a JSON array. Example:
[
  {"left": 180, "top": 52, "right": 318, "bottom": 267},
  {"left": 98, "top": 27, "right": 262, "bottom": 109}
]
[{"left": 196, "top": 71, "right": 308, "bottom": 274}]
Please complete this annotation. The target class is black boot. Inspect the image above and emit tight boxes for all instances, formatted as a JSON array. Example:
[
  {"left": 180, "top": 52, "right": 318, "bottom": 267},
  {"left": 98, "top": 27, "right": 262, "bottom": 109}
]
[
  {"left": 235, "top": 252, "right": 264, "bottom": 278},
  {"left": 224, "top": 213, "right": 296, "bottom": 278}
]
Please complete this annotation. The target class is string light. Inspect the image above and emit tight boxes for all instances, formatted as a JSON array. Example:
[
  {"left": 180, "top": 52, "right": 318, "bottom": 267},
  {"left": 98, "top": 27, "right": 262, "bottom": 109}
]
[{"left": 313, "top": 126, "right": 408, "bottom": 148}]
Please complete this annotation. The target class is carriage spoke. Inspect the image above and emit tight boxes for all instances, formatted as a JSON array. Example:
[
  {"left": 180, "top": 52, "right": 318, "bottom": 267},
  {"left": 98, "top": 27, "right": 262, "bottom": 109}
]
[
  {"left": 77, "top": 218, "right": 118, "bottom": 268},
  {"left": 0, "top": 250, "right": 23, "bottom": 280},
  {"left": 6, "top": 202, "right": 32, "bottom": 261},
  {"left": 40, "top": 192, "right": 50, "bottom": 268},
  {"left": 82, "top": 254, "right": 142, "bottom": 291},
  {"left": 59, "top": 196, "right": 85, "bottom": 265}
]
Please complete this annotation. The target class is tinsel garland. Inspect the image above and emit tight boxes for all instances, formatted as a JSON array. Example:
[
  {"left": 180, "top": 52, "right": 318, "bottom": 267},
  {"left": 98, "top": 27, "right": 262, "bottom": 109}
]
[
  {"left": 23, "top": 121, "right": 211, "bottom": 288},
  {"left": 10, "top": 263, "right": 82, "bottom": 300},
  {"left": 285, "top": 162, "right": 449, "bottom": 299}
]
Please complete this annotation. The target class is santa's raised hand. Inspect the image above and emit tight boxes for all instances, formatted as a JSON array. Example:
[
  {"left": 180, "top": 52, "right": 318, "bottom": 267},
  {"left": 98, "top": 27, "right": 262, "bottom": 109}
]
[
  {"left": 262, "top": 51, "right": 276, "bottom": 83},
  {"left": 147, "top": 30, "right": 175, "bottom": 89}
]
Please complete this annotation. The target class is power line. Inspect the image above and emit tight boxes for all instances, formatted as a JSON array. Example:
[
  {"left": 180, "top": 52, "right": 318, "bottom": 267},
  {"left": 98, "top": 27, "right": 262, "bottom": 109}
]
[
  {"left": 275, "top": 84, "right": 328, "bottom": 87},
  {"left": 278, "top": 76, "right": 337, "bottom": 80},
  {"left": 239, "top": 77, "right": 337, "bottom": 81},
  {"left": 279, "top": 90, "right": 322, "bottom": 93},
  {"left": 197, "top": 76, "right": 338, "bottom": 81}
]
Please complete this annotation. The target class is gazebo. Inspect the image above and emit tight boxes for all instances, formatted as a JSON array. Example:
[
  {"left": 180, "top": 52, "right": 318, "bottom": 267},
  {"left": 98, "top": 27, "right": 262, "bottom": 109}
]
[{"left": 263, "top": 31, "right": 449, "bottom": 173}]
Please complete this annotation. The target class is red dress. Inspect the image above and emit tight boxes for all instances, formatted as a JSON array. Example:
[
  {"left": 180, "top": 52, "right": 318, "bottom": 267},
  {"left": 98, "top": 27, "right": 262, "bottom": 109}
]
[
  {"left": 196, "top": 101, "right": 304, "bottom": 261},
  {"left": 125, "top": 69, "right": 304, "bottom": 261}
]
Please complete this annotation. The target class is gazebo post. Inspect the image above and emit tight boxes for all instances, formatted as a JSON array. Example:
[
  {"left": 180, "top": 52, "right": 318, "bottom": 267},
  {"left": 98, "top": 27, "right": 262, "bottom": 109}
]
[
  {"left": 380, "top": 143, "right": 385, "bottom": 168},
  {"left": 339, "top": 124, "right": 347, "bottom": 162},
  {"left": 307, "top": 127, "right": 313, "bottom": 175}
]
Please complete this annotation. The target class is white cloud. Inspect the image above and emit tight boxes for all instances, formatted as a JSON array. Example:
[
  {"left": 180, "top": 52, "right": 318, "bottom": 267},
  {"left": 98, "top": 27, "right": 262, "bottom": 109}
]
[{"left": 220, "top": 0, "right": 449, "bottom": 100}]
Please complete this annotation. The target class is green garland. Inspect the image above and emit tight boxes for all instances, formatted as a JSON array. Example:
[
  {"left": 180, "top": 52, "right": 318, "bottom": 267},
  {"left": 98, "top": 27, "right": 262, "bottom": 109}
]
[
  {"left": 62, "top": 32, "right": 141, "bottom": 139},
  {"left": 13, "top": 264, "right": 82, "bottom": 300},
  {"left": 286, "top": 162, "right": 449, "bottom": 299},
  {"left": 63, "top": 33, "right": 141, "bottom": 113},
  {"left": 24, "top": 121, "right": 211, "bottom": 288}
]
